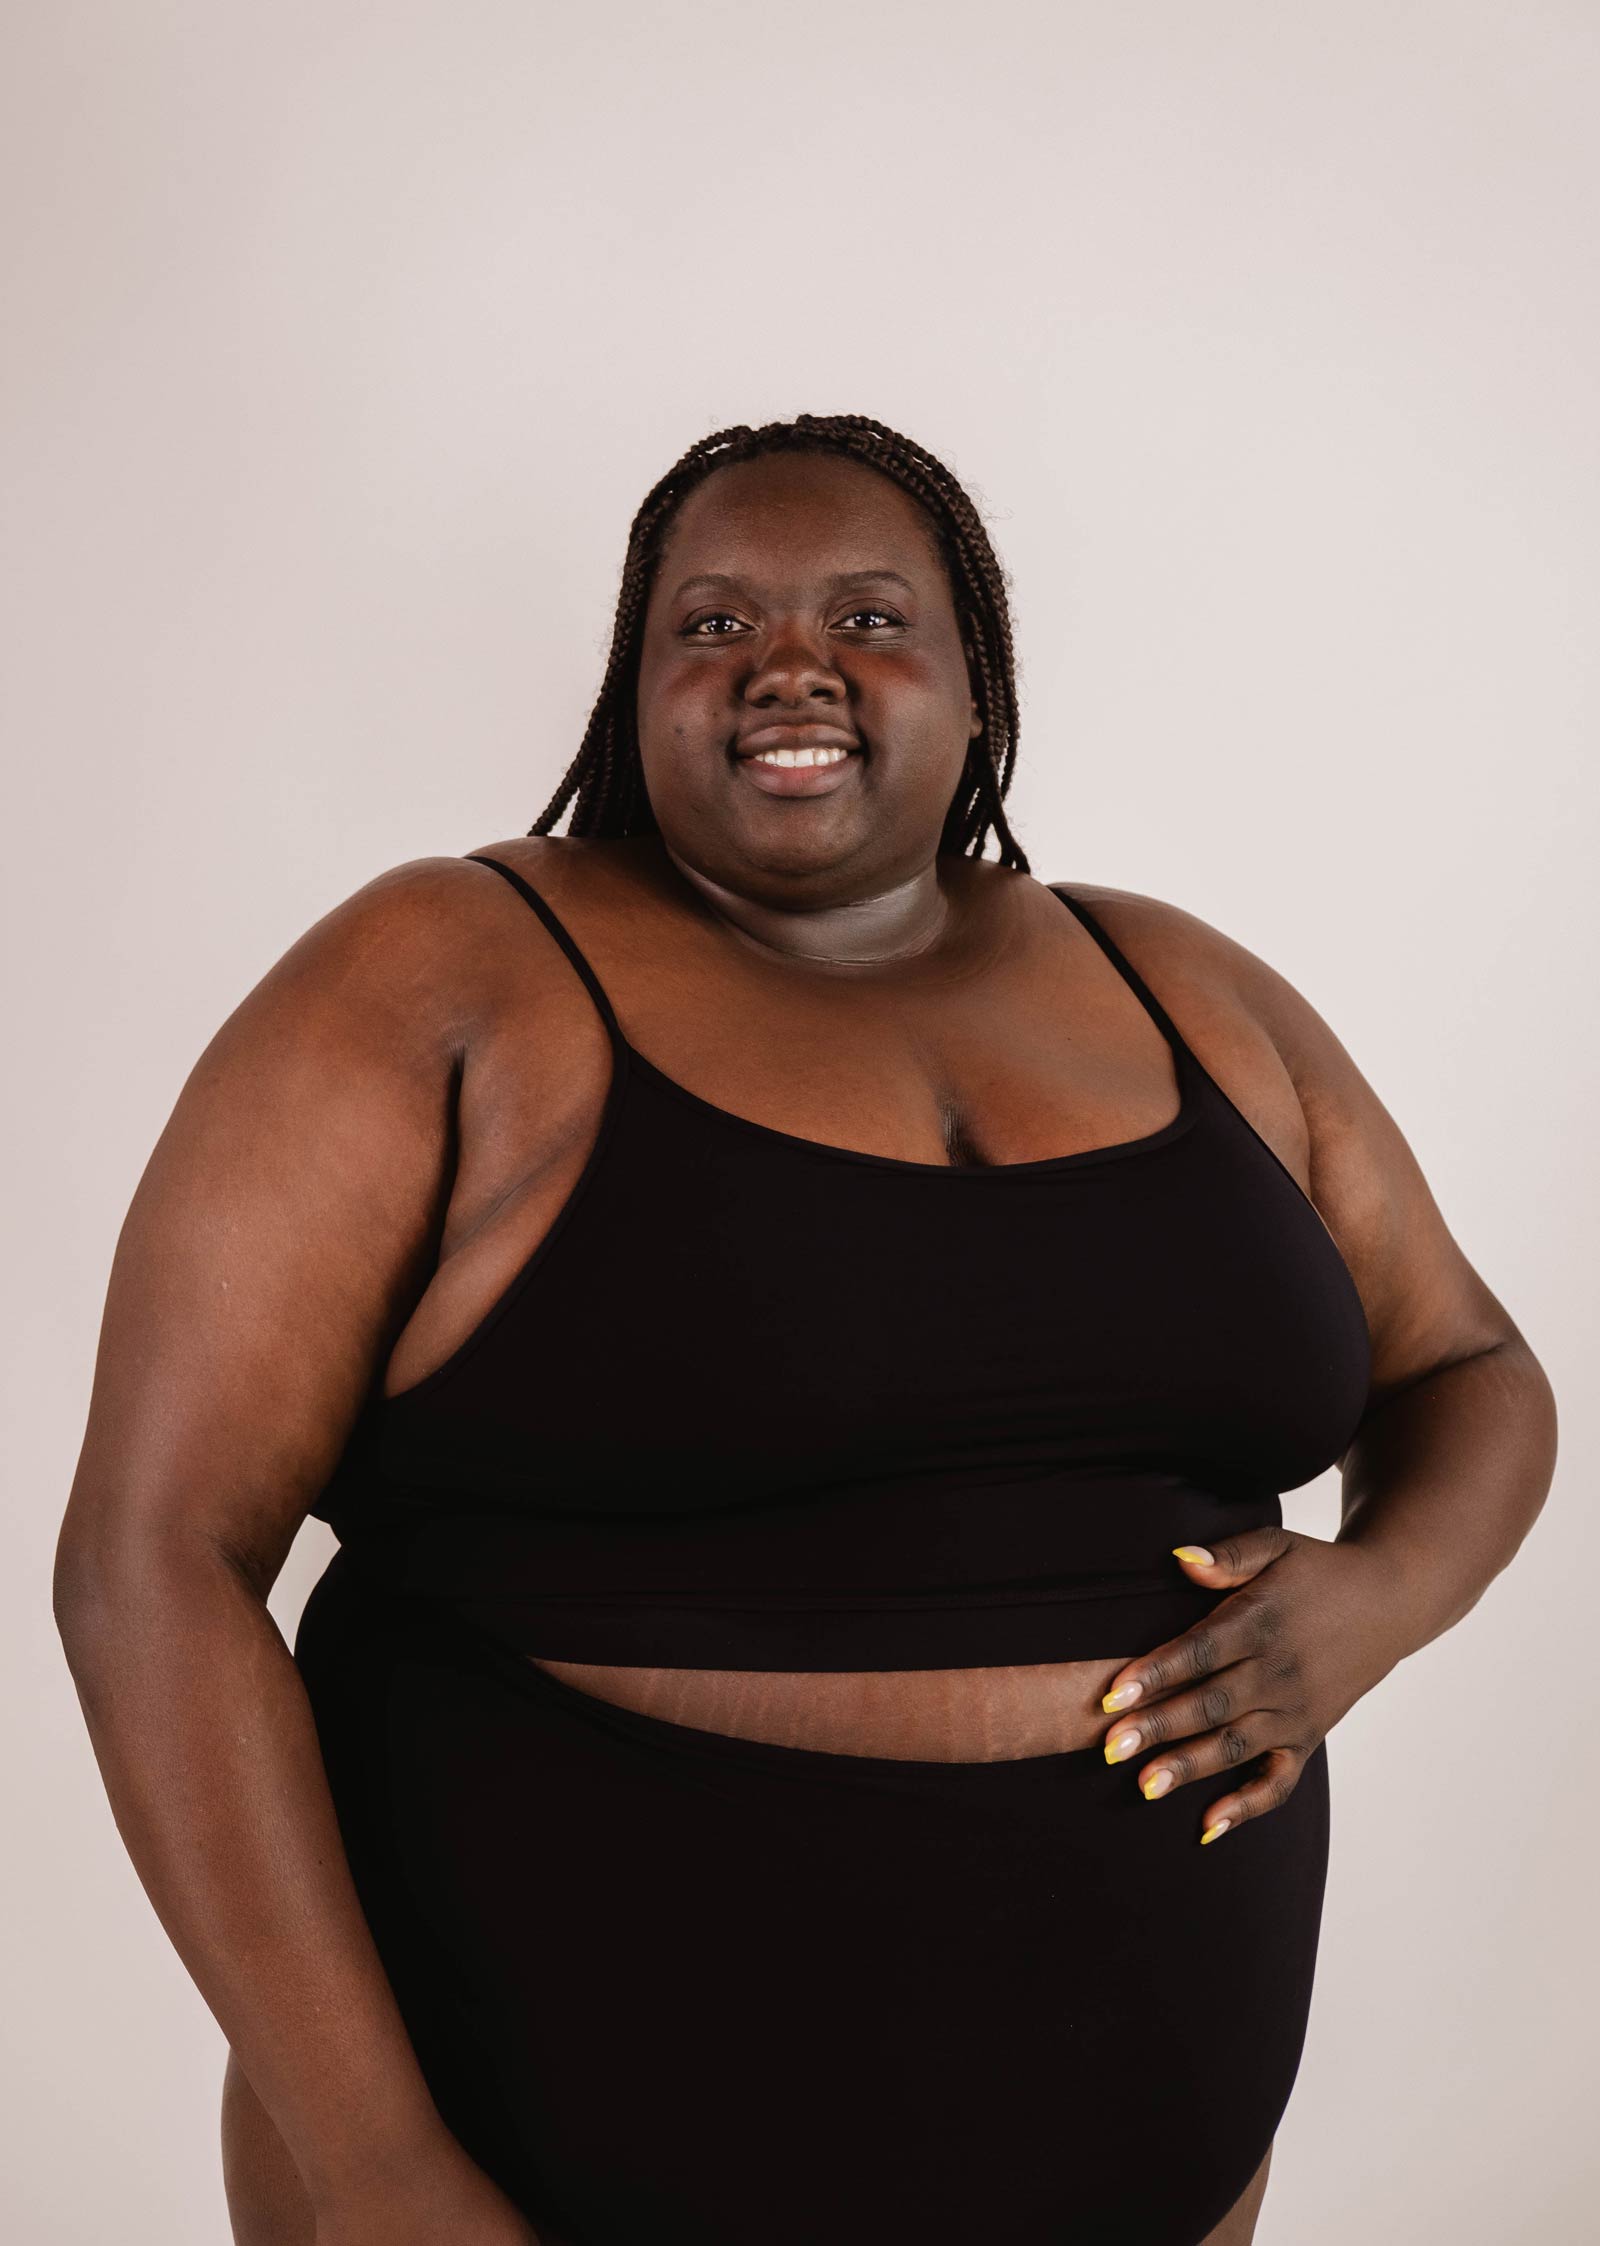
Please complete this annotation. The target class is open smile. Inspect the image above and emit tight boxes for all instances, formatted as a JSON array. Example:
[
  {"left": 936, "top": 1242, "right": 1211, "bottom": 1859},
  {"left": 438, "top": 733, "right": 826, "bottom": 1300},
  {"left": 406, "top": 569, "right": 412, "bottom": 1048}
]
[{"left": 733, "top": 723, "right": 864, "bottom": 798}]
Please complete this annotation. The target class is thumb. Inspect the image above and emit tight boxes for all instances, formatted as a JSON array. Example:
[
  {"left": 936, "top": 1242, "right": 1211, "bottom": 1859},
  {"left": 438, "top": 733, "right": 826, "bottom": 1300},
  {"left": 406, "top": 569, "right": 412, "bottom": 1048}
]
[{"left": 1171, "top": 1524, "right": 1293, "bottom": 1584}]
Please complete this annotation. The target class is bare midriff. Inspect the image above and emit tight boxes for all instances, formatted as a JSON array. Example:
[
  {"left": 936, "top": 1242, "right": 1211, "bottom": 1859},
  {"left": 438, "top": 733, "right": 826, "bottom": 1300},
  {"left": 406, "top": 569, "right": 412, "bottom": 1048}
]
[{"left": 526, "top": 1656, "right": 1133, "bottom": 1761}]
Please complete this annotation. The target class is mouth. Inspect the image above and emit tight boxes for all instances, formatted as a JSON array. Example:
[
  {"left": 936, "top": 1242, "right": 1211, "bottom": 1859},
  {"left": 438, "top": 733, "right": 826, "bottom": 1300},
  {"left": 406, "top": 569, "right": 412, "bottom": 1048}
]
[{"left": 732, "top": 723, "right": 864, "bottom": 799}]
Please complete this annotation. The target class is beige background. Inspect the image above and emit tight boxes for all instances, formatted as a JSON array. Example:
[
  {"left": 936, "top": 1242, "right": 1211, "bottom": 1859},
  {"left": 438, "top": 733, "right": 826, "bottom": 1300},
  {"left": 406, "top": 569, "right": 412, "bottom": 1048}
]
[{"left": 7, "top": 4, "right": 1595, "bottom": 2238}]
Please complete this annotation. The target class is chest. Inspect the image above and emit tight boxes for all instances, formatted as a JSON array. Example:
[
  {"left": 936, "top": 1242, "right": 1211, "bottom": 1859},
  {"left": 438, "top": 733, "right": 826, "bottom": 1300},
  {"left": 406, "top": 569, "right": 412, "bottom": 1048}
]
[{"left": 388, "top": 1065, "right": 1371, "bottom": 1508}]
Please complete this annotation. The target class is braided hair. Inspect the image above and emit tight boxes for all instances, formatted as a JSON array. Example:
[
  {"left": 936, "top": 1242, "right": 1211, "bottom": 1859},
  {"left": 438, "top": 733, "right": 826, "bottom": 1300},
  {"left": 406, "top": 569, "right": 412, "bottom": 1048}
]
[{"left": 529, "top": 412, "right": 1029, "bottom": 871}]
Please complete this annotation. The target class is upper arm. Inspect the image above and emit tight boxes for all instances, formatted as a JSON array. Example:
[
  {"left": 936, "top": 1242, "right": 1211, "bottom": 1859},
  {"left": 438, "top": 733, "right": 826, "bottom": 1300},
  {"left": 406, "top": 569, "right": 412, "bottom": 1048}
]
[
  {"left": 1069, "top": 883, "right": 1521, "bottom": 1410},
  {"left": 57, "top": 856, "right": 487, "bottom": 1601}
]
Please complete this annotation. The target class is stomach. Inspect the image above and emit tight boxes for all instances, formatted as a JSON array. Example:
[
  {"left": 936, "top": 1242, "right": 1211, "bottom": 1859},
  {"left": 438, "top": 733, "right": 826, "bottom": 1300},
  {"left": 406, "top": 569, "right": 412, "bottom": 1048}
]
[
  {"left": 293, "top": 1554, "right": 1330, "bottom": 2246},
  {"left": 525, "top": 1653, "right": 1132, "bottom": 1760}
]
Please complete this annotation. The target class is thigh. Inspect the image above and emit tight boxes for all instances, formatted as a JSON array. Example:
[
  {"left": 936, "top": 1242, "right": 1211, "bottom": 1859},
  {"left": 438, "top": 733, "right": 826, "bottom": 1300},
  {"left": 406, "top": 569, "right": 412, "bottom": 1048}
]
[
  {"left": 220, "top": 2050, "right": 314, "bottom": 2246},
  {"left": 1201, "top": 2141, "right": 1273, "bottom": 2245}
]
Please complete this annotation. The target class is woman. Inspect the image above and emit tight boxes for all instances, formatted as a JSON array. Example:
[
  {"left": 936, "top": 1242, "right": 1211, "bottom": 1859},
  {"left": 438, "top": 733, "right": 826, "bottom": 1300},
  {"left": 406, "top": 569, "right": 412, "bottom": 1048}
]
[{"left": 55, "top": 413, "right": 1557, "bottom": 2246}]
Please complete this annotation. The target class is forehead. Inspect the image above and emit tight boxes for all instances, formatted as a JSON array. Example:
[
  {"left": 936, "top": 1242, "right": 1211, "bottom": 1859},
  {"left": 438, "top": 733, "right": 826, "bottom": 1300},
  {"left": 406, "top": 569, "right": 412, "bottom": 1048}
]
[{"left": 654, "top": 452, "right": 948, "bottom": 595}]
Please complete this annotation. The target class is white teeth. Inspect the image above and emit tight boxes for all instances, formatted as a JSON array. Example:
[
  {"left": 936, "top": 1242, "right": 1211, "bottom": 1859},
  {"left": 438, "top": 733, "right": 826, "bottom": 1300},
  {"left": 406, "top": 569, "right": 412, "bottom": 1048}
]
[{"left": 751, "top": 745, "right": 851, "bottom": 769}]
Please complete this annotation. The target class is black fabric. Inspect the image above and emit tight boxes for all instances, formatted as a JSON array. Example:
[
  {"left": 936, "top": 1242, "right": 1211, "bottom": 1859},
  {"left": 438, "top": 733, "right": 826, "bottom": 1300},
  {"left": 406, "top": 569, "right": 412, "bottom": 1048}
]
[
  {"left": 293, "top": 854, "right": 1370, "bottom": 2239},
  {"left": 295, "top": 1548, "right": 1332, "bottom": 2246},
  {"left": 310, "top": 854, "right": 1371, "bottom": 1672}
]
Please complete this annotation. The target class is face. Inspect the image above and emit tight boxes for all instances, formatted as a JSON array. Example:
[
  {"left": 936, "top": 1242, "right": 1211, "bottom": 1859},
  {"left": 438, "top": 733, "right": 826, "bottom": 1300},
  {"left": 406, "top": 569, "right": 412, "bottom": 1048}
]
[{"left": 634, "top": 451, "right": 984, "bottom": 900}]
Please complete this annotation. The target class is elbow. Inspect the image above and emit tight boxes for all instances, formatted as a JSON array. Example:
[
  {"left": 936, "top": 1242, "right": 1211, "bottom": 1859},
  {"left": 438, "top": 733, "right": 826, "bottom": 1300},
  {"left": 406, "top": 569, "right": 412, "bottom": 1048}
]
[
  {"left": 52, "top": 1522, "right": 115, "bottom": 1676},
  {"left": 1488, "top": 1333, "right": 1561, "bottom": 1491},
  {"left": 52, "top": 1511, "right": 257, "bottom": 1681},
  {"left": 51, "top": 1534, "right": 149, "bottom": 1684}
]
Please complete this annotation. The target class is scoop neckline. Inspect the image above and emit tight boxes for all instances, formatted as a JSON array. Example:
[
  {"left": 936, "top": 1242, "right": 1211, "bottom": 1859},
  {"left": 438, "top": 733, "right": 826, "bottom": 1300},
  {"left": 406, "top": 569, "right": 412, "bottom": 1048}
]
[{"left": 620, "top": 1037, "right": 1200, "bottom": 1177}]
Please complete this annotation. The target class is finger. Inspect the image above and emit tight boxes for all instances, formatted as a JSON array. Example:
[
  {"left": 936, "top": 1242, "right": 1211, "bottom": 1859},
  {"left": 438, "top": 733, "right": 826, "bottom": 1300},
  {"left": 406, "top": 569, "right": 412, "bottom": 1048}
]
[
  {"left": 1103, "top": 1654, "right": 1278, "bottom": 1766},
  {"left": 1099, "top": 1584, "right": 1283, "bottom": 1719},
  {"left": 1120, "top": 1704, "right": 1284, "bottom": 1800},
  {"left": 1171, "top": 1523, "right": 1296, "bottom": 1589},
  {"left": 1193, "top": 1745, "right": 1305, "bottom": 1845},
  {"left": 1102, "top": 1664, "right": 1266, "bottom": 1783}
]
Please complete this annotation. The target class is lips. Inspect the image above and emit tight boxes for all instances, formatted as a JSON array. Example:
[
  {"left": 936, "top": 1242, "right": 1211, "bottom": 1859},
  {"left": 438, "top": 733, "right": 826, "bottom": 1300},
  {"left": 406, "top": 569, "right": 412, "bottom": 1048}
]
[
  {"left": 735, "top": 721, "right": 861, "bottom": 757},
  {"left": 732, "top": 722, "right": 864, "bottom": 800}
]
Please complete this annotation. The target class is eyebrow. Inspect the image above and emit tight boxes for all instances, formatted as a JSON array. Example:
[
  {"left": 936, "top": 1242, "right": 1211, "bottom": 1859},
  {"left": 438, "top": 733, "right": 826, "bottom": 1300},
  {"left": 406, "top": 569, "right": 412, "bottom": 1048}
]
[{"left": 667, "top": 569, "right": 919, "bottom": 602}]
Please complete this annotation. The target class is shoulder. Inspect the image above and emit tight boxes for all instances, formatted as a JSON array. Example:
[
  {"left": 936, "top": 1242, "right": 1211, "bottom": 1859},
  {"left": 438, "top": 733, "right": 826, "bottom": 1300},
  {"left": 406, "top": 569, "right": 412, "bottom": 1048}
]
[
  {"left": 1040, "top": 878, "right": 1253, "bottom": 996},
  {"left": 235, "top": 851, "right": 506, "bottom": 1065},
  {"left": 246, "top": 837, "right": 625, "bottom": 1052},
  {"left": 188, "top": 845, "right": 570, "bottom": 1100},
  {"left": 1038, "top": 876, "right": 1341, "bottom": 1098}
]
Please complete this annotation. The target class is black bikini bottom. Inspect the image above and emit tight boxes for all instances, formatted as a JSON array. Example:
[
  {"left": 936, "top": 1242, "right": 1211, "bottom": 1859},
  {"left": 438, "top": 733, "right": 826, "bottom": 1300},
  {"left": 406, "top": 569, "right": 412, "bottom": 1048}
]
[{"left": 293, "top": 1547, "right": 1331, "bottom": 2246}]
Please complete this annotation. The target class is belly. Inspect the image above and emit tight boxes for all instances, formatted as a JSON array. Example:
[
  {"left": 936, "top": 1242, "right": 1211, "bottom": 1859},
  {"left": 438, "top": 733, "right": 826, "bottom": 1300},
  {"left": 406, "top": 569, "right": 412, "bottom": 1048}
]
[
  {"left": 525, "top": 1653, "right": 1131, "bottom": 1759},
  {"left": 295, "top": 1556, "right": 1332, "bottom": 2244}
]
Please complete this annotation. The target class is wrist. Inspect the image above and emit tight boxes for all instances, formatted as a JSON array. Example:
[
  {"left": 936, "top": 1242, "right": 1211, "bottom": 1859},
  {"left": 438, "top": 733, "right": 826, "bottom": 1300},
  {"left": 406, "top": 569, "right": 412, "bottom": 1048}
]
[{"left": 1333, "top": 1529, "right": 1467, "bottom": 1672}]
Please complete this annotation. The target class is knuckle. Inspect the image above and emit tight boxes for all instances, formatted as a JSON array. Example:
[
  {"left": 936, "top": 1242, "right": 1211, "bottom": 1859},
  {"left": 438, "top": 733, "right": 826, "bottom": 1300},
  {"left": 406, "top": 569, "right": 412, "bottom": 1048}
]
[
  {"left": 1140, "top": 1703, "right": 1172, "bottom": 1746},
  {"left": 1200, "top": 1682, "right": 1233, "bottom": 1727},
  {"left": 1184, "top": 1630, "right": 1221, "bottom": 1681},
  {"left": 1217, "top": 1723, "right": 1252, "bottom": 1767},
  {"left": 1239, "top": 1594, "right": 1282, "bottom": 1652}
]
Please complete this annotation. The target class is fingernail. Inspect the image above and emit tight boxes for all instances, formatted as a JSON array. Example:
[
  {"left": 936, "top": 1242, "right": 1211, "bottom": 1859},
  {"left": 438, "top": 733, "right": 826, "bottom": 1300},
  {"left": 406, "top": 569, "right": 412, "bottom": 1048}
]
[
  {"left": 1101, "top": 1681, "right": 1143, "bottom": 1713},
  {"left": 1200, "top": 1818, "right": 1232, "bottom": 1845},
  {"left": 1172, "top": 1545, "right": 1215, "bottom": 1566},
  {"left": 1141, "top": 1768, "right": 1174, "bottom": 1800},
  {"left": 1104, "top": 1729, "right": 1143, "bottom": 1764}
]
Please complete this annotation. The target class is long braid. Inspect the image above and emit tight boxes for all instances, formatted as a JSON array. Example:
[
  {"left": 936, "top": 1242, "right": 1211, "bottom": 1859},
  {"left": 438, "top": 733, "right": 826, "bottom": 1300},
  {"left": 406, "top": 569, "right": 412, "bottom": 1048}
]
[{"left": 531, "top": 414, "right": 1030, "bottom": 871}]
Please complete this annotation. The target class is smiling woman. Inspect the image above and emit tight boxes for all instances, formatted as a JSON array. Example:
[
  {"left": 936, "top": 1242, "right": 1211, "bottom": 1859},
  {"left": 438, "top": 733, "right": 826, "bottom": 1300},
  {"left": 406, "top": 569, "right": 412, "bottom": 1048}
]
[
  {"left": 634, "top": 455, "right": 988, "bottom": 858},
  {"left": 55, "top": 414, "right": 1557, "bottom": 2246}
]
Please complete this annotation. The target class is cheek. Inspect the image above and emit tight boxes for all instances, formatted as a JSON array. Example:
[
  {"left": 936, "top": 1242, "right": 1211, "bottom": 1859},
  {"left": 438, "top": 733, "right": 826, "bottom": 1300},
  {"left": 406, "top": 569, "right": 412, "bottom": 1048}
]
[
  {"left": 860, "top": 647, "right": 965, "bottom": 714},
  {"left": 639, "top": 663, "right": 727, "bottom": 747},
  {"left": 635, "top": 686, "right": 732, "bottom": 812}
]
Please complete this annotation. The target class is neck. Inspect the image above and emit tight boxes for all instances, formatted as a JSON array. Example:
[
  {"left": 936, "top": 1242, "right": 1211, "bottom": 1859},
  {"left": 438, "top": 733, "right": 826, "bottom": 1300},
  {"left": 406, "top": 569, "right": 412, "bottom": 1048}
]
[{"left": 658, "top": 844, "right": 952, "bottom": 968}]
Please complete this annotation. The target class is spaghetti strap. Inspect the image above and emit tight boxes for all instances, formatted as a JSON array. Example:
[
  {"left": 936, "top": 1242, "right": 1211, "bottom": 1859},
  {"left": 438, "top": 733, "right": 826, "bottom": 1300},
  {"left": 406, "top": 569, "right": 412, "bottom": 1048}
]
[
  {"left": 1048, "top": 884, "right": 1194, "bottom": 1066},
  {"left": 464, "top": 852, "right": 625, "bottom": 1050}
]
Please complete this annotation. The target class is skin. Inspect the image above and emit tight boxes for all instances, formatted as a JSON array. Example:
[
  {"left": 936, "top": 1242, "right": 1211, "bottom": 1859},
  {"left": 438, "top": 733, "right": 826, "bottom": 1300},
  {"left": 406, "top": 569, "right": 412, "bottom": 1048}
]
[{"left": 53, "top": 450, "right": 1558, "bottom": 2245}]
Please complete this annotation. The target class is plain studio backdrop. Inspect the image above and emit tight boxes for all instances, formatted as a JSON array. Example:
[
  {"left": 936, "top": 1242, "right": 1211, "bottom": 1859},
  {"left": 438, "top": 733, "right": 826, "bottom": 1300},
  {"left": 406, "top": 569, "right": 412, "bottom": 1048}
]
[{"left": 5, "top": 4, "right": 1594, "bottom": 2240}]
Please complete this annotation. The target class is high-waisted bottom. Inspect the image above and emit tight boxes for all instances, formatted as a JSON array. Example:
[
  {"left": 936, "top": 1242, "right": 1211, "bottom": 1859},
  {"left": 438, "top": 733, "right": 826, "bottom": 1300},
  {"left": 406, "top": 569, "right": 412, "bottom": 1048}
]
[{"left": 293, "top": 1548, "right": 1331, "bottom": 2246}]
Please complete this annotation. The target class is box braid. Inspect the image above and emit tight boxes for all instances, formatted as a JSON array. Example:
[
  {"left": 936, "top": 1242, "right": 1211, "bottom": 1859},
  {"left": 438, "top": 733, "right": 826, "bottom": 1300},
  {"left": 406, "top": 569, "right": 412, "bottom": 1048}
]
[{"left": 529, "top": 412, "right": 1029, "bottom": 871}]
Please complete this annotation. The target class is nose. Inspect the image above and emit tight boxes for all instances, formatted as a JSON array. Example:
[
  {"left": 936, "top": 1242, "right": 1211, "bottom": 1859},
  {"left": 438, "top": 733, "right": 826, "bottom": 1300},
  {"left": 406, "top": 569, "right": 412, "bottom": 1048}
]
[{"left": 741, "top": 621, "right": 848, "bottom": 710}]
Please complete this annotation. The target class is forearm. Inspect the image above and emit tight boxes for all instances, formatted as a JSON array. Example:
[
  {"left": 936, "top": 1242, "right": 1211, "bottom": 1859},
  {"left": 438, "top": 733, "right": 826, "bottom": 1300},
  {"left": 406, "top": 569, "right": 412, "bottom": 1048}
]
[
  {"left": 1335, "top": 1336, "right": 1558, "bottom": 1659},
  {"left": 54, "top": 1536, "right": 450, "bottom": 2214}
]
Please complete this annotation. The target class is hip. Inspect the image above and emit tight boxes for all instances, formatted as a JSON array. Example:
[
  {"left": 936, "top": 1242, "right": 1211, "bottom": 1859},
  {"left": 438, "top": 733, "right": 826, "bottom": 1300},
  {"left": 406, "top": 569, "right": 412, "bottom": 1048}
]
[{"left": 293, "top": 1551, "right": 1332, "bottom": 2244}]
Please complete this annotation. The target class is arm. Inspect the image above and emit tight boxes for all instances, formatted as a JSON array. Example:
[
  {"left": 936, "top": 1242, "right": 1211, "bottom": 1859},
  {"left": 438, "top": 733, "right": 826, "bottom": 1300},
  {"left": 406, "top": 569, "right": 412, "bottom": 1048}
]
[
  {"left": 1081, "top": 886, "right": 1558, "bottom": 1838},
  {"left": 1250, "top": 951, "right": 1560, "bottom": 1660},
  {"left": 53, "top": 856, "right": 539, "bottom": 2237},
  {"left": 1099, "top": 885, "right": 1557, "bottom": 1662}
]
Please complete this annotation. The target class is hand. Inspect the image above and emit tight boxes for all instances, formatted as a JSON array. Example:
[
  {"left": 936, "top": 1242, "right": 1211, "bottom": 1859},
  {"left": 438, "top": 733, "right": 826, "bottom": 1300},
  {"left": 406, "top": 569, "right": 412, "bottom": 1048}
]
[
  {"left": 314, "top": 2137, "right": 545, "bottom": 2244},
  {"left": 1096, "top": 1526, "right": 1411, "bottom": 1845}
]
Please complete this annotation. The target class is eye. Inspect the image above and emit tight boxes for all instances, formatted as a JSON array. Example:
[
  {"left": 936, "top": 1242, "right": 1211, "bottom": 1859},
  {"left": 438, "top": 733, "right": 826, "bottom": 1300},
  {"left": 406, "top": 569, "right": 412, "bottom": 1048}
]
[
  {"left": 679, "top": 605, "right": 905, "bottom": 640},
  {"left": 682, "top": 611, "right": 748, "bottom": 637}
]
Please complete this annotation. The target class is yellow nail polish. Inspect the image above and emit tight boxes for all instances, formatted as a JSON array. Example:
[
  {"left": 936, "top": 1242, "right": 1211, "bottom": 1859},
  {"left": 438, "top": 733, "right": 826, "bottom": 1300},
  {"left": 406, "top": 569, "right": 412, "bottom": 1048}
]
[
  {"left": 1200, "top": 1817, "right": 1232, "bottom": 1844},
  {"left": 1172, "top": 1545, "right": 1215, "bottom": 1566},
  {"left": 1141, "top": 1769, "right": 1173, "bottom": 1801},
  {"left": 1104, "top": 1729, "right": 1142, "bottom": 1764},
  {"left": 1101, "top": 1683, "right": 1142, "bottom": 1713}
]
